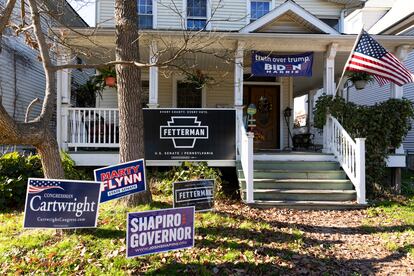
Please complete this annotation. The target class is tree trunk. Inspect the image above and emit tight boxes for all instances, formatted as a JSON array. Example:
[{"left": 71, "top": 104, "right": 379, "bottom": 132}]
[
  {"left": 114, "top": 0, "right": 152, "bottom": 205},
  {"left": 36, "top": 130, "right": 64, "bottom": 179}
]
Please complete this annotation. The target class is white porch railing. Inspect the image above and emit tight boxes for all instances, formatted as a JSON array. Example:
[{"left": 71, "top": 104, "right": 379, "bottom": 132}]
[
  {"left": 67, "top": 108, "right": 119, "bottom": 149},
  {"left": 325, "top": 115, "right": 366, "bottom": 204},
  {"left": 237, "top": 116, "right": 254, "bottom": 203}
]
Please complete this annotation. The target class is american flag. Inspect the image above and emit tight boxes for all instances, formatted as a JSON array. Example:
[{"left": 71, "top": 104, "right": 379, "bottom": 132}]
[
  {"left": 28, "top": 179, "right": 65, "bottom": 194},
  {"left": 345, "top": 30, "right": 414, "bottom": 87}
]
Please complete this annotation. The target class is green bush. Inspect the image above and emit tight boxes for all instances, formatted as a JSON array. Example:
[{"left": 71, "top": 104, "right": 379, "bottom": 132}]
[
  {"left": 149, "top": 161, "right": 225, "bottom": 198},
  {"left": 314, "top": 95, "right": 414, "bottom": 195},
  {"left": 0, "top": 152, "right": 91, "bottom": 211}
]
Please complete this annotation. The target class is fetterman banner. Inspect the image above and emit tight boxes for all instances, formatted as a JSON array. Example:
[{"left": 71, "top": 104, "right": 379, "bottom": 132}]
[{"left": 251, "top": 51, "right": 313, "bottom": 77}]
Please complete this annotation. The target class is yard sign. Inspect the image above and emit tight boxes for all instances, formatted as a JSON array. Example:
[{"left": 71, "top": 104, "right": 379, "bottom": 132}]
[
  {"left": 23, "top": 178, "right": 101, "bottom": 229},
  {"left": 127, "top": 206, "right": 195, "bottom": 257},
  {"left": 173, "top": 179, "right": 215, "bottom": 212},
  {"left": 94, "top": 159, "right": 146, "bottom": 203}
]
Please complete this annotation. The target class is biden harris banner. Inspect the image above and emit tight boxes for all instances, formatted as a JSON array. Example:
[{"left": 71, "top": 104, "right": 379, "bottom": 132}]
[
  {"left": 23, "top": 178, "right": 101, "bottom": 229},
  {"left": 143, "top": 108, "right": 236, "bottom": 161},
  {"left": 94, "top": 159, "right": 146, "bottom": 203},
  {"left": 173, "top": 179, "right": 214, "bottom": 212},
  {"left": 251, "top": 51, "right": 313, "bottom": 77},
  {"left": 127, "top": 206, "right": 195, "bottom": 257}
]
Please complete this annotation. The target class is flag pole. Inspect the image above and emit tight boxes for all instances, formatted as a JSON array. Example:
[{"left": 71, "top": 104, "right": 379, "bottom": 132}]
[{"left": 334, "top": 28, "right": 364, "bottom": 96}]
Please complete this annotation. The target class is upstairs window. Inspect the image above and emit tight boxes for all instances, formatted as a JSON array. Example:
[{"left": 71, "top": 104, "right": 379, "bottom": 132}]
[
  {"left": 138, "top": 0, "right": 153, "bottom": 29},
  {"left": 250, "top": 1, "right": 270, "bottom": 22},
  {"left": 187, "top": 0, "right": 207, "bottom": 30}
]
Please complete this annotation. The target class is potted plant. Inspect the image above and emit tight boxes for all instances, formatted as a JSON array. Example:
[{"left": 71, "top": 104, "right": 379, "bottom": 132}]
[
  {"left": 347, "top": 71, "right": 374, "bottom": 90},
  {"left": 92, "top": 67, "right": 117, "bottom": 92},
  {"left": 185, "top": 69, "right": 214, "bottom": 89},
  {"left": 73, "top": 80, "right": 101, "bottom": 107}
]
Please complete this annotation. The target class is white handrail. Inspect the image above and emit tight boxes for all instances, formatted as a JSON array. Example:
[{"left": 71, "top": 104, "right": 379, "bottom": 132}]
[
  {"left": 237, "top": 116, "right": 254, "bottom": 203},
  {"left": 67, "top": 107, "right": 120, "bottom": 149},
  {"left": 326, "top": 114, "right": 366, "bottom": 204}
]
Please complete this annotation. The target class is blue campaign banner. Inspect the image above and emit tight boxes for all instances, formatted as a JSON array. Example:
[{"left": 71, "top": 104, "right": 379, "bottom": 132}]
[
  {"left": 23, "top": 178, "right": 101, "bottom": 229},
  {"left": 127, "top": 206, "right": 195, "bottom": 258},
  {"left": 251, "top": 51, "right": 313, "bottom": 77},
  {"left": 94, "top": 159, "right": 146, "bottom": 203}
]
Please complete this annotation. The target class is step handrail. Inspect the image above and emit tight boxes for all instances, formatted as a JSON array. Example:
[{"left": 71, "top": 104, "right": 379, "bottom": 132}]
[
  {"left": 326, "top": 115, "right": 366, "bottom": 204},
  {"left": 237, "top": 116, "right": 254, "bottom": 203}
]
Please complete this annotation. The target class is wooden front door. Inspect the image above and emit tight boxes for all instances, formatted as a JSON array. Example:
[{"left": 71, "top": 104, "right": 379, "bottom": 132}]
[{"left": 243, "top": 86, "right": 280, "bottom": 149}]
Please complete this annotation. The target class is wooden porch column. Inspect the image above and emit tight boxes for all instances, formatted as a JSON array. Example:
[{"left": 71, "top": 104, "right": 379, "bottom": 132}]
[
  {"left": 148, "top": 40, "right": 159, "bottom": 108},
  {"left": 56, "top": 47, "right": 72, "bottom": 151},
  {"left": 390, "top": 45, "right": 411, "bottom": 194},
  {"left": 234, "top": 41, "right": 244, "bottom": 157},
  {"left": 322, "top": 43, "right": 338, "bottom": 152},
  {"left": 323, "top": 43, "right": 338, "bottom": 96}
]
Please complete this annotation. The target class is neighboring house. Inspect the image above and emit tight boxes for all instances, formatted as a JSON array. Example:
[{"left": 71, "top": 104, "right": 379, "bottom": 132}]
[
  {"left": 56, "top": 0, "right": 414, "bottom": 207},
  {"left": 344, "top": 0, "right": 414, "bottom": 169},
  {"left": 0, "top": 0, "right": 91, "bottom": 152}
]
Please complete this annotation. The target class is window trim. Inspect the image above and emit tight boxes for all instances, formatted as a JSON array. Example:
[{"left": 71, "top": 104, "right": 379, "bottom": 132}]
[
  {"left": 172, "top": 75, "right": 206, "bottom": 108},
  {"left": 247, "top": 0, "right": 274, "bottom": 23},
  {"left": 137, "top": 0, "right": 157, "bottom": 29},
  {"left": 183, "top": 0, "right": 211, "bottom": 31}
]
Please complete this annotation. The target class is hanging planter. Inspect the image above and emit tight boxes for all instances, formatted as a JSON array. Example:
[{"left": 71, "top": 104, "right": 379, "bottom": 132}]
[
  {"left": 105, "top": 76, "right": 117, "bottom": 87},
  {"left": 347, "top": 71, "right": 374, "bottom": 90},
  {"left": 91, "top": 67, "right": 117, "bottom": 92},
  {"left": 185, "top": 69, "right": 214, "bottom": 89}
]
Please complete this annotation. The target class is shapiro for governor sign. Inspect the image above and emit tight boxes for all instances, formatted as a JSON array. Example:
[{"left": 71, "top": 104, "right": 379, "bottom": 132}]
[
  {"left": 23, "top": 178, "right": 101, "bottom": 229},
  {"left": 143, "top": 108, "right": 236, "bottom": 161}
]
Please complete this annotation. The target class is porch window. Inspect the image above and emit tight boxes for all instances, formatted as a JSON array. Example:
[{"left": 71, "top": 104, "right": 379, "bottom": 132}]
[
  {"left": 137, "top": 0, "right": 153, "bottom": 29},
  {"left": 250, "top": 1, "right": 270, "bottom": 22},
  {"left": 177, "top": 82, "right": 202, "bottom": 108},
  {"left": 187, "top": 0, "right": 207, "bottom": 30}
]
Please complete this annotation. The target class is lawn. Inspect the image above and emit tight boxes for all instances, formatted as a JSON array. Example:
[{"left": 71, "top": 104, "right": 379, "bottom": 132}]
[{"left": 1, "top": 193, "right": 414, "bottom": 275}]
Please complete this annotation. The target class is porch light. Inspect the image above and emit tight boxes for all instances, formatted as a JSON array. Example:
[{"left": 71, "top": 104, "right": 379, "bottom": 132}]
[{"left": 283, "top": 107, "right": 292, "bottom": 118}]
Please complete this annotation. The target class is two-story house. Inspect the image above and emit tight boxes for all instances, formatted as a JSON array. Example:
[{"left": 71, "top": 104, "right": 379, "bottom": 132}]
[
  {"left": 0, "top": 0, "right": 92, "bottom": 154},
  {"left": 56, "top": 0, "right": 414, "bottom": 208}
]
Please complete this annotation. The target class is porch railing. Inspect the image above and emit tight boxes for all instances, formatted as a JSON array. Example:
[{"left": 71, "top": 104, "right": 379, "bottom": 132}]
[
  {"left": 237, "top": 116, "right": 254, "bottom": 203},
  {"left": 67, "top": 107, "right": 119, "bottom": 149},
  {"left": 325, "top": 115, "right": 366, "bottom": 204}
]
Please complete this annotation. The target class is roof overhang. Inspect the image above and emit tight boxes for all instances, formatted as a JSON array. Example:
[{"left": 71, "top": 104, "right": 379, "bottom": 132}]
[{"left": 59, "top": 28, "right": 414, "bottom": 53}]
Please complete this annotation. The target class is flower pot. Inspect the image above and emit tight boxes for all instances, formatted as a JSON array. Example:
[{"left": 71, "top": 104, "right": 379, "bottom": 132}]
[
  {"left": 354, "top": 80, "right": 367, "bottom": 90},
  {"left": 105, "top": 76, "right": 116, "bottom": 87}
]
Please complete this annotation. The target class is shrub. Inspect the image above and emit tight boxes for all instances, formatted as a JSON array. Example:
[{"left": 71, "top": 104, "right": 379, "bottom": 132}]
[
  {"left": 314, "top": 95, "right": 414, "bottom": 195},
  {"left": 149, "top": 161, "right": 225, "bottom": 198},
  {"left": 0, "top": 152, "right": 91, "bottom": 211}
]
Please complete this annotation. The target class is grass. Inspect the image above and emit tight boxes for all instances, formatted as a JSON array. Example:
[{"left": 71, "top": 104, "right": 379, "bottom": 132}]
[{"left": 1, "top": 189, "right": 414, "bottom": 274}]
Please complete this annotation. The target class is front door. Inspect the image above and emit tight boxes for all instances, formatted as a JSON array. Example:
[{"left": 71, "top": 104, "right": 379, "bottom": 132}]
[{"left": 243, "top": 86, "right": 280, "bottom": 150}]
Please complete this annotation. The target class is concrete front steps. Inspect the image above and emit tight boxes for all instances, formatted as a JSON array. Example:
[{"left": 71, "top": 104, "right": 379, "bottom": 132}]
[{"left": 237, "top": 158, "right": 363, "bottom": 209}]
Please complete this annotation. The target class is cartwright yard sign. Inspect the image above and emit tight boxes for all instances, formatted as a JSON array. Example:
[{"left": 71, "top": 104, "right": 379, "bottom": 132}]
[{"left": 144, "top": 109, "right": 236, "bottom": 161}]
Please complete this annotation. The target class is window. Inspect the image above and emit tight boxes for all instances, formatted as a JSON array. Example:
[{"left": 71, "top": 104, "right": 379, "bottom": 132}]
[
  {"left": 137, "top": 0, "right": 153, "bottom": 29},
  {"left": 187, "top": 0, "right": 207, "bottom": 30},
  {"left": 177, "top": 82, "right": 202, "bottom": 108},
  {"left": 250, "top": 1, "right": 270, "bottom": 22}
]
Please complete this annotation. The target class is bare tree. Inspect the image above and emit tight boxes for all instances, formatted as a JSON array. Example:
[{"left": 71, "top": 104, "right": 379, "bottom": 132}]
[
  {"left": 0, "top": 0, "right": 236, "bottom": 204},
  {"left": 0, "top": 0, "right": 64, "bottom": 178}
]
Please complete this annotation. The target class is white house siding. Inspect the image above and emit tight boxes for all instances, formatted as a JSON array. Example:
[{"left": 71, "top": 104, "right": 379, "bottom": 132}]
[
  {"left": 157, "top": 0, "right": 184, "bottom": 29},
  {"left": 96, "top": 0, "right": 344, "bottom": 29},
  {"left": 210, "top": 0, "right": 247, "bottom": 31},
  {"left": 96, "top": 0, "right": 115, "bottom": 27},
  {"left": 274, "top": 0, "right": 343, "bottom": 18}
]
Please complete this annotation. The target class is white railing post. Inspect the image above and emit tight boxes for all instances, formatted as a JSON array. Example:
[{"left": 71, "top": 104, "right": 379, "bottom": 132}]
[
  {"left": 355, "top": 138, "right": 366, "bottom": 204},
  {"left": 245, "top": 132, "right": 254, "bottom": 203},
  {"left": 61, "top": 106, "right": 69, "bottom": 151}
]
